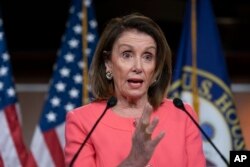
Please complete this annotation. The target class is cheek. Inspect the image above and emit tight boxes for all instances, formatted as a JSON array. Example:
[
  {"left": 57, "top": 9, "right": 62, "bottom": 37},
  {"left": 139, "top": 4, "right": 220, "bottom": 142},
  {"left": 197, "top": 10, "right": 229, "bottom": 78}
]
[
  {"left": 146, "top": 65, "right": 156, "bottom": 78},
  {"left": 112, "top": 65, "right": 129, "bottom": 83},
  {"left": 113, "top": 61, "right": 130, "bottom": 75}
]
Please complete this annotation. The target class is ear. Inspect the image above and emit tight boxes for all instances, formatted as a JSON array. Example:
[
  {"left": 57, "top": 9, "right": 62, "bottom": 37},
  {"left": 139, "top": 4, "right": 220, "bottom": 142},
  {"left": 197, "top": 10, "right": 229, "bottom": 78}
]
[{"left": 105, "top": 59, "right": 112, "bottom": 72}]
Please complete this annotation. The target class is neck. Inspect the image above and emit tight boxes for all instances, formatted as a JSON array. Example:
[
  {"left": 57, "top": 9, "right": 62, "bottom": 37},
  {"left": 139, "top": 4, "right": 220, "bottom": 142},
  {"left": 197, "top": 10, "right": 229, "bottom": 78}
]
[{"left": 112, "top": 95, "right": 149, "bottom": 118}]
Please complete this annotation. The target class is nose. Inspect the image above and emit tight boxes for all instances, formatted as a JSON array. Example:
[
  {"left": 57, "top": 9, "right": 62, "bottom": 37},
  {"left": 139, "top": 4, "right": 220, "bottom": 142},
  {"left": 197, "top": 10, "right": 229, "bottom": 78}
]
[{"left": 132, "top": 56, "right": 142, "bottom": 73}]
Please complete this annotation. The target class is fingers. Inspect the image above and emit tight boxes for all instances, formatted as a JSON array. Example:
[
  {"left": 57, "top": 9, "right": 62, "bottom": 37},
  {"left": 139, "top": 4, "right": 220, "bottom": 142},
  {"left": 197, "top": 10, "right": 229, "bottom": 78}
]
[
  {"left": 144, "top": 118, "right": 165, "bottom": 146},
  {"left": 129, "top": 104, "right": 165, "bottom": 164},
  {"left": 140, "top": 103, "right": 153, "bottom": 129},
  {"left": 145, "top": 117, "right": 159, "bottom": 136},
  {"left": 151, "top": 131, "right": 165, "bottom": 147},
  {"left": 136, "top": 104, "right": 164, "bottom": 142}
]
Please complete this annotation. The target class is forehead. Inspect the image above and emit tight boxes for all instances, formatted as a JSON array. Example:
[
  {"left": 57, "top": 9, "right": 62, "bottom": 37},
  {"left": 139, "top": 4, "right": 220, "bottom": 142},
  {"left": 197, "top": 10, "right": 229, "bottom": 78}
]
[{"left": 114, "top": 29, "right": 156, "bottom": 47}]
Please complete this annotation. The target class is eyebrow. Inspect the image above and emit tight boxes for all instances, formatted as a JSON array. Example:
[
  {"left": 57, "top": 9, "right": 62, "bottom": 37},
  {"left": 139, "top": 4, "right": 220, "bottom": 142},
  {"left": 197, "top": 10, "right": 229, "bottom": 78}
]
[{"left": 117, "top": 44, "right": 156, "bottom": 50}]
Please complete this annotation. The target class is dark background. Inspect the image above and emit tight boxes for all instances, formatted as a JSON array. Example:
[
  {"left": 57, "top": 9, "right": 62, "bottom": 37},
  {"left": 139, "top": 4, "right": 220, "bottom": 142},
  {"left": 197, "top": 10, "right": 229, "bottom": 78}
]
[{"left": 0, "top": 0, "right": 250, "bottom": 83}]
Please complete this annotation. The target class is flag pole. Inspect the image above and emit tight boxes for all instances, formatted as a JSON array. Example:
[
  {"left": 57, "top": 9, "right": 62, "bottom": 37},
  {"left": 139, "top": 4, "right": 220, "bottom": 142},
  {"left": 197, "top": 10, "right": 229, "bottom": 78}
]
[
  {"left": 191, "top": 0, "right": 200, "bottom": 114},
  {"left": 82, "top": 0, "right": 89, "bottom": 104}
]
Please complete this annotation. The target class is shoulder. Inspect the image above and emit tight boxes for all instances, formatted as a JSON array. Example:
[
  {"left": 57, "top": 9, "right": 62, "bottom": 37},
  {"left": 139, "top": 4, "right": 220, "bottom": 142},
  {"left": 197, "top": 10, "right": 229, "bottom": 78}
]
[
  {"left": 161, "top": 97, "right": 195, "bottom": 112},
  {"left": 72, "top": 100, "right": 107, "bottom": 114},
  {"left": 156, "top": 98, "right": 197, "bottom": 120},
  {"left": 160, "top": 98, "right": 175, "bottom": 108},
  {"left": 66, "top": 100, "right": 107, "bottom": 123},
  {"left": 158, "top": 98, "right": 179, "bottom": 112}
]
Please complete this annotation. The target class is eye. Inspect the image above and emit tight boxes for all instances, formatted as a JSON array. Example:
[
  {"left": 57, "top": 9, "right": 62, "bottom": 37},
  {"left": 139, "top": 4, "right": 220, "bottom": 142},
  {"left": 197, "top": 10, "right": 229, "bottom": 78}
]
[
  {"left": 121, "top": 51, "right": 132, "bottom": 59},
  {"left": 143, "top": 53, "right": 154, "bottom": 61}
]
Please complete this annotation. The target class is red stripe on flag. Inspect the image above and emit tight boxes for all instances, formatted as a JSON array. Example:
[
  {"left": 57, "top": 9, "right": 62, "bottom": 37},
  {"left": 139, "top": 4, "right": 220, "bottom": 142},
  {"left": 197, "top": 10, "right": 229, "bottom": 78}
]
[
  {"left": 0, "top": 153, "right": 4, "bottom": 167},
  {"left": 43, "top": 129, "right": 65, "bottom": 167},
  {"left": 5, "top": 105, "right": 37, "bottom": 167}
]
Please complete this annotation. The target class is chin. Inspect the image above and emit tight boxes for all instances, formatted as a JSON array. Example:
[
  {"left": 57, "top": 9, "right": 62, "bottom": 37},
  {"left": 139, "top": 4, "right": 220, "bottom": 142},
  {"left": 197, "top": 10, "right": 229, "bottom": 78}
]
[{"left": 126, "top": 92, "right": 146, "bottom": 100}]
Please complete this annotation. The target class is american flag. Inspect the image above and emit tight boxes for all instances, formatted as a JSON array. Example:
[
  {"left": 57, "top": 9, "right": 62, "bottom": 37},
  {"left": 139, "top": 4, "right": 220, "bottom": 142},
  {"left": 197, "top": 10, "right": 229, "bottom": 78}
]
[
  {"left": 30, "top": 0, "right": 98, "bottom": 166},
  {"left": 0, "top": 17, "right": 36, "bottom": 166}
]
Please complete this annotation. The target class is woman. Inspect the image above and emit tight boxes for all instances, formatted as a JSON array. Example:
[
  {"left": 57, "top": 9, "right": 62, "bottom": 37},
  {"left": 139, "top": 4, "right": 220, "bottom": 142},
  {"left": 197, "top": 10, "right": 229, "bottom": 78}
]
[{"left": 65, "top": 13, "right": 205, "bottom": 167}]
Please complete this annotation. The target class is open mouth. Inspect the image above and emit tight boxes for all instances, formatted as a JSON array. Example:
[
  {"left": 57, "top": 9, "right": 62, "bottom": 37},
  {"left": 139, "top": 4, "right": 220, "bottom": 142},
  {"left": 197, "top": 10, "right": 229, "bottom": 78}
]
[
  {"left": 127, "top": 79, "right": 143, "bottom": 83},
  {"left": 127, "top": 79, "right": 143, "bottom": 88}
]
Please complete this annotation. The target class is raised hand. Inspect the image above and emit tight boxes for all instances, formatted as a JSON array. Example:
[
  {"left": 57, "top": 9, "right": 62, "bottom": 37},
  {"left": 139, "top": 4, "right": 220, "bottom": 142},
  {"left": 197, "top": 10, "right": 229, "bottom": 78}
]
[{"left": 118, "top": 103, "right": 165, "bottom": 167}]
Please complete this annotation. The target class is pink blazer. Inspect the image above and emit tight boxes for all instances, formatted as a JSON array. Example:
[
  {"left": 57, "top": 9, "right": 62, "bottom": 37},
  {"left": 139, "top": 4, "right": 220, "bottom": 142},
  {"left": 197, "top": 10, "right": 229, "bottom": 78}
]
[{"left": 65, "top": 98, "right": 206, "bottom": 166}]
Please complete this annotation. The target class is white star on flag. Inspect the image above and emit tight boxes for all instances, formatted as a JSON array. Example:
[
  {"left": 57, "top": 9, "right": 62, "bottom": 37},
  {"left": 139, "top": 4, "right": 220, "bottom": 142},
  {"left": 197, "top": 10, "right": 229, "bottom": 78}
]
[
  {"left": 50, "top": 96, "right": 61, "bottom": 107},
  {"left": 87, "top": 33, "right": 95, "bottom": 42},
  {"left": 65, "top": 103, "right": 75, "bottom": 112},
  {"left": 0, "top": 66, "right": 8, "bottom": 76},
  {"left": 73, "top": 24, "right": 82, "bottom": 34},
  {"left": 64, "top": 53, "right": 75, "bottom": 63},
  {"left": 2, "top": 52, "right": 9, "bottom": 61},
  {"left": 78, "top": 12, "right": 83, "bottom": 20},
  {"left": 73, "top": 74, "right": 82, "bottom": 84},
  {"left": 55, "top": 82, "right": 66, "bottom": 92},
  {"left": 60, "top": 67, "right": 70, "bottom": 77},
  {"left": 69, "top": 88, "right": 79, "bottom": 98},
  {"left": 46, "top": 111, "right": 57, "bottom": 122},
  {"left": 68, "top": 38, "right": 79, "bottom": 48},
  {"left": 84, "top": 0, "right": 91, "bottom": 7},
  {"left": 78, "top": 61, "right": 84, "bottom": 69},
  {"left": 69, "top": 6, "right": 74, "bottom": 14},
  {"left": 7, "top": 87, "right": 15, "bottom": 97},
  {"left": 85, "top": 48, "right": 91, "bottom": 56},
  {"left": 89, "top": 20, "right": 97, "bottom": 28}
]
